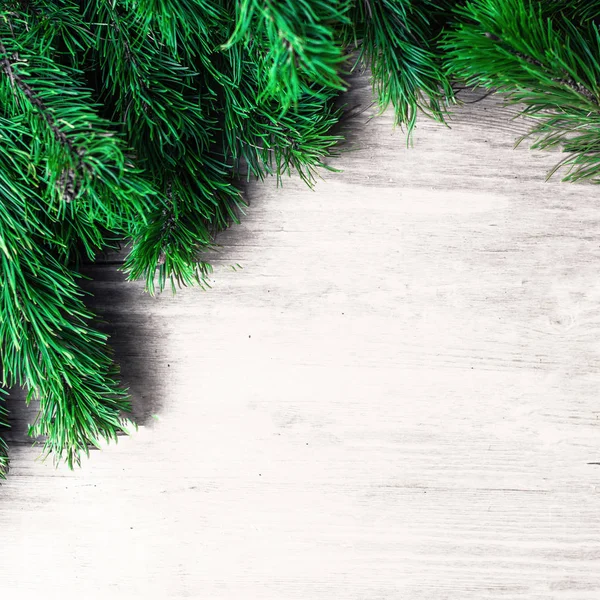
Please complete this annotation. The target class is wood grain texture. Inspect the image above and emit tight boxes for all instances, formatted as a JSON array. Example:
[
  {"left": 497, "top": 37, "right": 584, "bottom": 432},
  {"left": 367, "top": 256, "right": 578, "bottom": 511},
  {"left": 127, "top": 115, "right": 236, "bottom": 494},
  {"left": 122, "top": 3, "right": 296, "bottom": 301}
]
[{"left": 2, "top": 76, "right": 600, "bottom": 599}]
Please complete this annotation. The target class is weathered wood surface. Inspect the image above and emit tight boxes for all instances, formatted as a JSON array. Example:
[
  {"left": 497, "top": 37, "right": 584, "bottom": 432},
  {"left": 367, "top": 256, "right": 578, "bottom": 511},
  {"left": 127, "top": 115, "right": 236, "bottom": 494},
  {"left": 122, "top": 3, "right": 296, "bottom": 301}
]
[{"left": 2, "top": 77, "right": 600, "bottom": 599}]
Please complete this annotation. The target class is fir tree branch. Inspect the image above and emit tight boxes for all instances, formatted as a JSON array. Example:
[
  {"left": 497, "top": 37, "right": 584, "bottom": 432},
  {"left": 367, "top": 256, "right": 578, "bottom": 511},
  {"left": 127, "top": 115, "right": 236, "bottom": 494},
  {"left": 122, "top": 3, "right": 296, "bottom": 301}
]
[
  {"left": 0, "top": 120, "right": 133, "bottom": 468},
  {"left": 123, "top": 153, "right": 243, "bottom": 295},
  {"left": 443, "top": 0, "right": 600, "bottom": 182},
  {"left": 83, "top": 1, "right": 211, "bottom": 168},
  {"left": 190, "top": 29, "right": 346, "bottom": 187},
  {"left": 224, "top": 0, "right": 351, "bottom": 112},
  {"left": 344, "top": 0, "right": 456, "bottom": 134},
  {"left": 76, "top": 2, "right": 348, "bottom": 295},
  {"left": 226, "top": 90, "right": 344, "bottom": 187},
  {"left": 0, "top": 40, "right": 87, "bottom": 203},
  {"left": 0, "top": 17, "right": 156, "bottom": 234},
  {"left": 76, "top": 3, "right": 238, "bottom": 294},
  {"left": 121, "top": 56, "right": 342, "bottom": 294}
]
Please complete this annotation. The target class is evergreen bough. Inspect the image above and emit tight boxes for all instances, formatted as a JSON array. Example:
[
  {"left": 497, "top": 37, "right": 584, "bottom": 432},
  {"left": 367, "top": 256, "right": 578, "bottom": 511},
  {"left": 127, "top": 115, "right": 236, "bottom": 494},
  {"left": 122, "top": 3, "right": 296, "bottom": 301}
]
[{"left": 1, "top": 0, "right": 599, "bottom": 477}]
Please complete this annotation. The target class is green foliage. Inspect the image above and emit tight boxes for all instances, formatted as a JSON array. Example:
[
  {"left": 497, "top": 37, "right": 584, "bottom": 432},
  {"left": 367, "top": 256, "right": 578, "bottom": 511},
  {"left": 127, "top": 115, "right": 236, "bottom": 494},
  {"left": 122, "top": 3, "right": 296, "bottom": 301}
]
[
  {"left": 1, "top": 0, "right": 599, "bottom": 474},
  {"left": 224, "top": 0, "right": 352, "bottom": 112},
  {"left": 443, "top": 0, "right": 600, "bottom": 182},
  {"left": 0, "top": 114, "right": 133, "bottom": 469},
  {"left": 343, "top": 0, "right": 457, "bottom": 132},
  {"left": 123, "top": 154, "right": 241, "bottom": 295}
]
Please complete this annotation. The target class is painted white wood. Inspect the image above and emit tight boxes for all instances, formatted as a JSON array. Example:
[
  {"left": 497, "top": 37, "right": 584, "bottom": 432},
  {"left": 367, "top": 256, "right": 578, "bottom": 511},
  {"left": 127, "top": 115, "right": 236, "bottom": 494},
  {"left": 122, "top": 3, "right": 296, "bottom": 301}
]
[{"left": 2, "top": 79, "right": 600, "bottom": 599}]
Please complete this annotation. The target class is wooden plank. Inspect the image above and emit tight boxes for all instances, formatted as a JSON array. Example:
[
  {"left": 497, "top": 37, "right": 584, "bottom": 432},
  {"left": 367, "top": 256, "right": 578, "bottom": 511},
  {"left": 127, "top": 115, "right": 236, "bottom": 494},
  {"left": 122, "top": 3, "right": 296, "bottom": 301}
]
[{"left": 2, "top": 76, "right": 600, "bottom": 599}]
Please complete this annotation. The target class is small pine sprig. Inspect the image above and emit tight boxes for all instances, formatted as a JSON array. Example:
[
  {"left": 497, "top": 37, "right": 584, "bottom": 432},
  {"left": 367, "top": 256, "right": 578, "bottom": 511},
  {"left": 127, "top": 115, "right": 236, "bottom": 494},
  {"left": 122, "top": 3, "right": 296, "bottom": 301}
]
[
  {"left": 222, "top": 87, "right": 344, "bottom": 186},
  {"left": 0, "top": 119, "right": 134, "bottom": 469},
  {"left": 0, "top": 8, "right": 148, "bottom": 468},
  {"left": 443, "top": 0, "right": 600, "bottom": 182},
  {"left": 123, "top": 154, "right": 242, "bottom": 295},
  {"left": 343, "top": 0, "right": 457, "bottom": 135},
  {"left": 83, "top": 1, "right": 213, "bottom": 168}
]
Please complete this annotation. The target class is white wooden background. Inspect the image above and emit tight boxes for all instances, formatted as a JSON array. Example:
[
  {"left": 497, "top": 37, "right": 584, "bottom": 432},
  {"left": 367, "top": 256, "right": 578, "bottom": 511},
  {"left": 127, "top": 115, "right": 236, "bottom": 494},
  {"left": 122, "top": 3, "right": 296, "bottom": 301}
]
[{"left": 2, "top": 76, "right": 600, "bottom": 599}]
